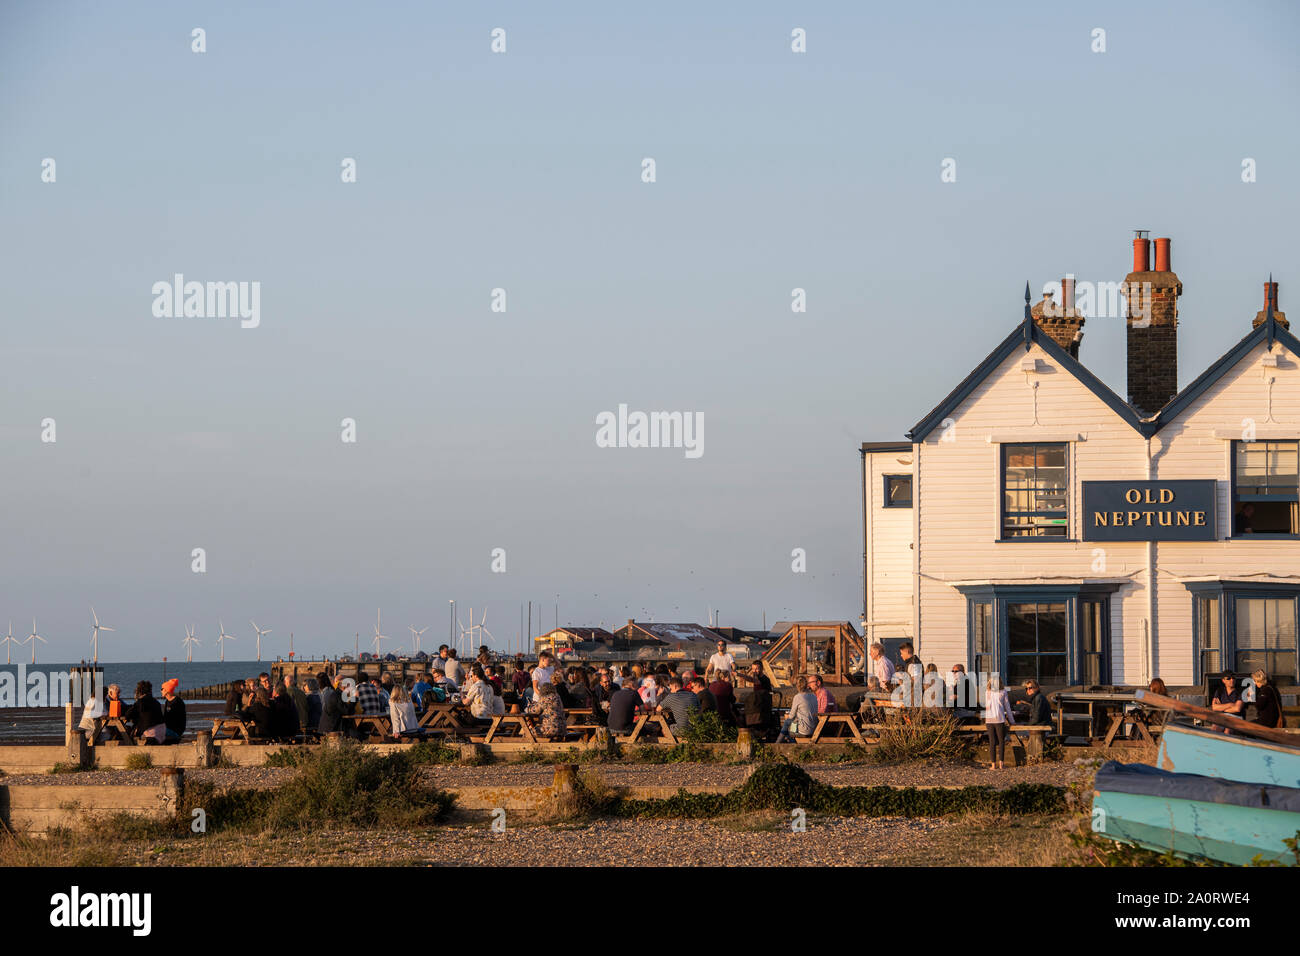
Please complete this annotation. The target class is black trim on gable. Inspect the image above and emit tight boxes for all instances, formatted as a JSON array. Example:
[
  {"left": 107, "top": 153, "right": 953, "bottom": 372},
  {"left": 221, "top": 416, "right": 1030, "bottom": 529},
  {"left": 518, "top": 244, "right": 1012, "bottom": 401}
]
[
  {"left": 1152, "top": 318, "right": 1300, "bottom": 431},
  {"left": 906, "top": 318, "right": 1146, "bottom": 442}
]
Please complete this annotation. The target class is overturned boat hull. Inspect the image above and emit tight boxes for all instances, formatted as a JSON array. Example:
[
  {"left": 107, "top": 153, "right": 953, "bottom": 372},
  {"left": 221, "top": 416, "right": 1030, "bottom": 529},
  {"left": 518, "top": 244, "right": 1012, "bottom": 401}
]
[{"left": 1093, "top": 760, "right": 1300, "bottom": 865}]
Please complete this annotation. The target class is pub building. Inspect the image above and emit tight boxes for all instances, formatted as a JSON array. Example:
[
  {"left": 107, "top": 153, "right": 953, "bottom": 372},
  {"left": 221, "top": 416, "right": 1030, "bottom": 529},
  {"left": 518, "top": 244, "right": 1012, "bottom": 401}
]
[{"left": 860, "top": 234, "right": 1299, "bottom": 695}]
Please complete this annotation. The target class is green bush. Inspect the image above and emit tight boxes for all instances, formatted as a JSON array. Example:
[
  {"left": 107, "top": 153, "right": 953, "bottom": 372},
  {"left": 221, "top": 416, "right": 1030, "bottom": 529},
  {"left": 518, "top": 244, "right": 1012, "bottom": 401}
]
[
  {"left": 679, "top": 710, "right": 738, "bottom": 743},
  {"left": 182, "top": 741, "right": 455, "bottom": 833},
  {"left": 614, "top": 760, "right": 1065, "bottom": 819},
  {"left": 123, "top": 751, "right": 153, "bottom": 770}
]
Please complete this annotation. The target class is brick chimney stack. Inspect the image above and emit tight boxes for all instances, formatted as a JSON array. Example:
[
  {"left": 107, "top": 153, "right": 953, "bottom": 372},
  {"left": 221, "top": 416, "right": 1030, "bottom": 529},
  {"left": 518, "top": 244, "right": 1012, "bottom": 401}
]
[
  {"left": 1125, "top": 231, "right": 1183, "bottom": 416},
  {"left": 1253, "top": 280, "right": 1290, "bottom": 330},
  {"left": 1031, "top": 273, "right": 1086, "bottom": 357}
]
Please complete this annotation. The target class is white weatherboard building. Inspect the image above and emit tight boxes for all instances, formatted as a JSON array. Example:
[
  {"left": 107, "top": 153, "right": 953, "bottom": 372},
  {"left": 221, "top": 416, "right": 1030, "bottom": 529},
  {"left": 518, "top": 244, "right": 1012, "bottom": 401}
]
[{"left": 861, "top": 236, "right": 1299, "bottom": 689}]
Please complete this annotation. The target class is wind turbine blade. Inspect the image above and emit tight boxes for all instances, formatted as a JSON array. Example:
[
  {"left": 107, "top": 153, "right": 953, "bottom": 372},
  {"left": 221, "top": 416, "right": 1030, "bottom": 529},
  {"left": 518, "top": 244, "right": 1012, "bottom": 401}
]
[{"left": 102, "top": 626, "right": 114, "bottom": 632}]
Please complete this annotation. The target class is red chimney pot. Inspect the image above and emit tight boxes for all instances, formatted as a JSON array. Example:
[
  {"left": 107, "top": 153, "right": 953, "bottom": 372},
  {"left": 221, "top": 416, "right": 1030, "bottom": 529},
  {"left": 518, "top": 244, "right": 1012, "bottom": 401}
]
[
  {"left": 1154, "top": 237, "right": 1171, "bottom": 273},
  {"left": 1132, "top": 237, "right": 1150, "bottom": 272}
]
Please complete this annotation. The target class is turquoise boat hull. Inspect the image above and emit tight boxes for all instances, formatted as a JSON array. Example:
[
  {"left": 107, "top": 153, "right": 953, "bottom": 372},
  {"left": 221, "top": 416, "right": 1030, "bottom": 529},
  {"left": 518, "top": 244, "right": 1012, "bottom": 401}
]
[
  {"left": 1093, "top": 761, "right": 1300, "bottom": 865},
  {"left": 1156, "top": 723, "right": 1300, "bottom": 789}
]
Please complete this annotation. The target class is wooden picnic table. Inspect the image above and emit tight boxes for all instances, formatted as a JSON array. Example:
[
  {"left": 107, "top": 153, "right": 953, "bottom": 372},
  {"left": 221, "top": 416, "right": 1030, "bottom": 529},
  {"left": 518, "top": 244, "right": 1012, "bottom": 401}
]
[
  {"left": 94, "top": 715, "right": 134, "bottom": 745},
  {"left": 615, "top": 712, "right": 678, "bottom": 745},
  {"left": 1055, "top": 690, "right": 1137, "bottom": 739},
  {"left": 808, "top": 712, "right": 866, "bottom": 743},
  {"left": 483, "top": 712, "right": 540, "bottom": 743},
  {"left": 419, "top": 702, "right": 480, "bottom": 734},
  {"left": 345, "top": 713, "right": 393, "bottom": 740},
  {"left": 211, "top": 716, "right": 258, "bottom": 743}
]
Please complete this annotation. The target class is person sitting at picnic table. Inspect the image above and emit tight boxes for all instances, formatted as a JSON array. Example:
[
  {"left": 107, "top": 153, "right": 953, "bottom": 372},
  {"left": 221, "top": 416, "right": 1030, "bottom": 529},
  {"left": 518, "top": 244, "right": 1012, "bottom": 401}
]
[
  {"left": 78, "top": 685, "right": 107, "bottom": 744},
  {"left": 461, "top": 665, "right": 497, "bottom": 725},
  {"left": 511, "top": 661, "right": 530, "bottom": 699},
  {"left": 224, "top": 679, "right": 246, "bottom": 716},
  {"left": 1250, "top": 670, "right": 1284, "bottom": 729},
  {"left": 283, "top": 675, "right": 309, "bottom": 729},
  {"left": 237, "top": 686, "right": 276, "bottom": 739},
  {"left": 690, "top": 676, "right": 717, "bottom": 714},
  {"left": 444, "top": 650, "right": 464, "bottom": 686},
  {"left": 808, "top": 674, "right": 837, "bottom": 714},
  {"left": 984, "top": 675, "right": 1014, "bottom": 770},
  {"left": 526, "top": 681, "right": 567, "bottom": 740},
  {"left": 778, "top": 676, "right": 817, "bottom": 742},
  {"left": 124, "top": 680, "right": 167, "bottom": 744},
  {"left": 656, "top": 676, "right": 700, "bottom": 735},
  {"left": 302, "top": 678, "right": 323, "bottom": 731},
  {"left": 867, "top": 642, "right": 895, "bottom": 688},
  {"left": 709, "top": 670, "right": 739, "bottom": 726},
  {"left": 161, "top": 678, "right": 186, "bottom": 744},
  {"left": 1016, "top": 679, "right": 1051, "bottom": 726},
  {"left": 1212, "top": 673, "right": 1245, "bottom": 725},
  {"left": 566, "top": 667, "right": 593, "bottom": 707},
  {"left": 354, "top": 671, "right": 385, "bottom": 717},
  {"left": 258, "top": 672, "right": 273, "bottom": 697},
  {"left": 490, "top": 665, "right": 506, "bottom": 696},
  {"left": 271, "top": 681, "right": 301, "bottom": 741},
  {"left": 607, "top": 678, "right": 644, "bottom": 734},
  {"left": 319, "top": 672, "right": 345, "bottom": 734},
  {"left": 949, "top": 664, "right": 979, "bottom": 710},
  {"left": 638, "top": 673, "right": 661, "bottom": 708},
  {"left": 412, "top": 672, "right": 432, "bottom": 710},
  {"left": 389, "top": 684, "right": 420, "bottom": 738}
]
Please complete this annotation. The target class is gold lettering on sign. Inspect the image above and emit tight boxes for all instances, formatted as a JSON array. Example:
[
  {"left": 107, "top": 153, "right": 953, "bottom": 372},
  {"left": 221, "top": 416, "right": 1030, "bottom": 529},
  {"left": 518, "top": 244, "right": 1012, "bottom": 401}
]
[
  {"left": 1125, "top": 489, "right": 1141, "bottom": 504},
  {"left": 1112, "top": 511, "right": 1125, "bottom": 526},
  {"left": 1176, "top": 512, "right": 1191, "bottom": 526},
  {"left": 1160, "top": 488, "right": 1174, "bottom": 504},
  {"left": 1094, "top": 512, "right": 1108, "bottom": 526},
  {"left": 1127, "top": 511, "right": 1141, "bottom": 526},
  {"left": 1158, "top": 512, "right": 1173, "bottom": 526},
  {"left": 1193, "top": 511, "right": 1206, "bottom": 526}
]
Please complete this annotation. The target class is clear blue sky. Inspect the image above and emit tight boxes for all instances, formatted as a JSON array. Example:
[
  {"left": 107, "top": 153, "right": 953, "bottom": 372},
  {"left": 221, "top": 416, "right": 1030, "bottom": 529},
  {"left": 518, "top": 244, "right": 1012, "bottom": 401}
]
[{"left": 1, "top": 1, "right": 1296, "bottom": 660}]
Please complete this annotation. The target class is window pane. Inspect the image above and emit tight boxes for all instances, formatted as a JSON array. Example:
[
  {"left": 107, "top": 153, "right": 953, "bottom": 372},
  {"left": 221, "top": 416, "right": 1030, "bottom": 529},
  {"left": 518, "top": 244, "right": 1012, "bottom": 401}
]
[
  {"left": 1003, "top": 443, "right": 1069, "bottom": 538},
  {"left": 974, "top": 603, "right": 992, "bottom": 654},
  {"left": 1006, "top": 656, "right": 1038, "bottom": 683},
  {"left": 1007, "top": 604, "right": 1036, "bottom": 653},
  {"left": 1038, "top": 604, "right": 1067, "bottom": 652}
]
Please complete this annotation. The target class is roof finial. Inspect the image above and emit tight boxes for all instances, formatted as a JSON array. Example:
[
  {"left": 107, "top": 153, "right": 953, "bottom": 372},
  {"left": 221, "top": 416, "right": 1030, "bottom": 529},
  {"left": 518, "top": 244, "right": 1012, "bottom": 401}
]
[{"left": 1023, "top": 281, "right": 1033, "bottom": 350}]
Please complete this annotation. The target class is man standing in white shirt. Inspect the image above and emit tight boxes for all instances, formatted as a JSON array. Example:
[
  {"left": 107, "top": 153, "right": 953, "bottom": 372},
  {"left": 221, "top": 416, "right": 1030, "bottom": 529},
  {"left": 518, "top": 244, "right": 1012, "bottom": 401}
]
[
  {"left": 869, "top": 642, "right": 895, "bottom": 687},
  {"left": 705, "top": 640, "right": 735, "bottom": 682},
  {"left": 532, "top": 650, "right": 556, "bottom": 690}
]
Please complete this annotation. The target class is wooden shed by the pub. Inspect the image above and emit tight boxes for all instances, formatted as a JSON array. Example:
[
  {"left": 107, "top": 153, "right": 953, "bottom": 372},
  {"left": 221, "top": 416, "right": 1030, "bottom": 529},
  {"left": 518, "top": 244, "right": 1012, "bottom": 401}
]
[{"left": 760, "top": 621, "right": 865, "bottom": 687}]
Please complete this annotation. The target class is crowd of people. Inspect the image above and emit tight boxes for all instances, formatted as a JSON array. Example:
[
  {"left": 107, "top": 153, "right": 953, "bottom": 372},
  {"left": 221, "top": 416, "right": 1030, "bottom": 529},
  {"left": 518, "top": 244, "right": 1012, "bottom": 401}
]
[{"left": 76, "top": 637, "right": 1289, "bottom": 755}]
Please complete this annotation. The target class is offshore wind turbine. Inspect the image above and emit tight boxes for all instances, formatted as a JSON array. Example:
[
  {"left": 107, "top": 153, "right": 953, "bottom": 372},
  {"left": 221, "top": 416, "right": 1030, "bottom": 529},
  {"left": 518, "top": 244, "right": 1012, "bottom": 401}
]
[
  {"left": 408, "top": 625, "right": 428, "bottom": 655},
  {"left": 183, "top": 625, "right": 200, "bottom": 662},
  {"left": 217, "top": 620, "right": 235, "bottom": 662},
  {"left": 25, "top": 618, "right": 46, "bottom": 664},
  {"left": 250, "top": 620, "right": 272, "bottom": 661},
  {"left": 371, "top": 608, "right": 388, "bottom": 658},
  {"left": 2, "top": 622, "right": 15, "bottom": 665},
  {"left": 89, "top": 607, "right": 114, "bottom": 664}
]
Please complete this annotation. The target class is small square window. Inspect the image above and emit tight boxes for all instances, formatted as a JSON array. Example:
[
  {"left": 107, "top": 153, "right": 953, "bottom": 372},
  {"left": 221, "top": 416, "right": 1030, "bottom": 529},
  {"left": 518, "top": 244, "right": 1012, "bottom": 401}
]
[{"left": 884, "top": 474, "right": 913, "bottom": 508}]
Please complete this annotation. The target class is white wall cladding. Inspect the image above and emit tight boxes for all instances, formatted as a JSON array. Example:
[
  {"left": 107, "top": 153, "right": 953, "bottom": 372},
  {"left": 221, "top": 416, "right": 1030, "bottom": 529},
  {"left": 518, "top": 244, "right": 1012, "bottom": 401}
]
[
  {"left": 884, "top": 335, "right": 1300, "bottom": 686},
  {"left": 864, "top": 451, "right": 914, "bottom": 641}
]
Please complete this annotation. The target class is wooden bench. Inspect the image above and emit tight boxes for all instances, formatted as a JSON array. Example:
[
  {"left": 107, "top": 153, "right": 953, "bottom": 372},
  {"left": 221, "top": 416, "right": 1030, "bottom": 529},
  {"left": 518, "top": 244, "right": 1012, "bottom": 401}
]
[
  {"left": 419, "top": 702, "right": 481, "bottom": 735},
  {"left": 959, "top": 723, "right": 1055, "bottom": 759}
]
